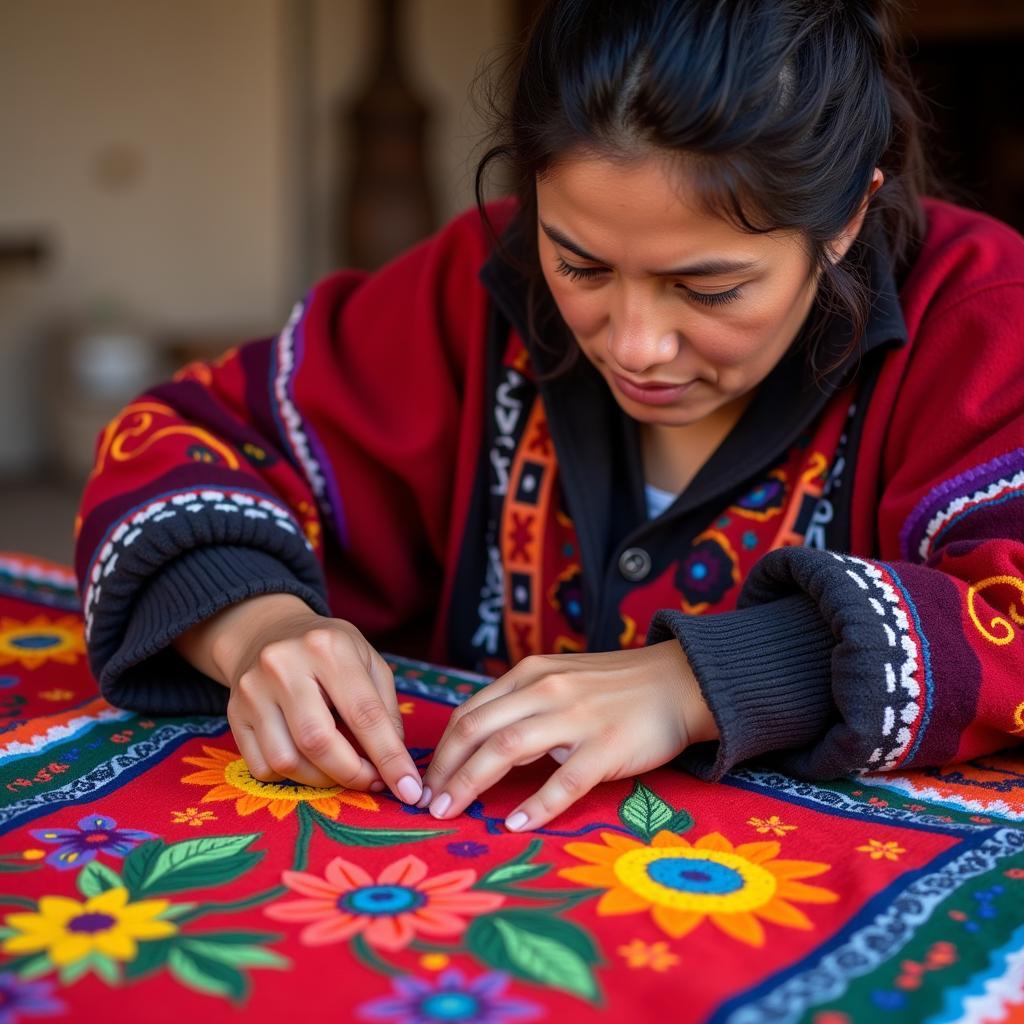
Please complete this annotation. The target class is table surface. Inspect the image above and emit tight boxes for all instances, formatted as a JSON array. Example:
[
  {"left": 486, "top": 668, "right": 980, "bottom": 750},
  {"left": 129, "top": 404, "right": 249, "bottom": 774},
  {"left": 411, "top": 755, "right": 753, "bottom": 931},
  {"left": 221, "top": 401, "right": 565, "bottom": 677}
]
[{"left": 0, "top": 551, "right": 1022, "bottom": 1024}]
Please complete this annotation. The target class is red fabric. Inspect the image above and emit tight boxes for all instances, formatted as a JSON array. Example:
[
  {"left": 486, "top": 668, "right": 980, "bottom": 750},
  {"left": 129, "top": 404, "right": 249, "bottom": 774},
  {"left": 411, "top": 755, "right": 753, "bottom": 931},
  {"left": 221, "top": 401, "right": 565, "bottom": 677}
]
[{"left": 2, "top": 553, "right": 1023, "bottom": 1022}]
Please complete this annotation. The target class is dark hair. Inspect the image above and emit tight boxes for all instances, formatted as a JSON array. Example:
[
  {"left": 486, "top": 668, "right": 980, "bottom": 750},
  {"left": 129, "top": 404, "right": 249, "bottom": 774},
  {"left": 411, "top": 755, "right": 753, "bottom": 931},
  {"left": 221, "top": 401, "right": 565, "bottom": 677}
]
[{"left": 475, "top": 0, "right": 933, "bottom": 376}]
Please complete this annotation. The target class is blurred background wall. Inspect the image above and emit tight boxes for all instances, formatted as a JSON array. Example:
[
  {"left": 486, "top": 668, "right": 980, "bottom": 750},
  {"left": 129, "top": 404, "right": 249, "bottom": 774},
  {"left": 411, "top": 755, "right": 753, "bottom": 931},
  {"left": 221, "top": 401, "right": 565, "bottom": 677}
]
[{"left": 0, "top": 0, "right": 1022, "bottom": 566}]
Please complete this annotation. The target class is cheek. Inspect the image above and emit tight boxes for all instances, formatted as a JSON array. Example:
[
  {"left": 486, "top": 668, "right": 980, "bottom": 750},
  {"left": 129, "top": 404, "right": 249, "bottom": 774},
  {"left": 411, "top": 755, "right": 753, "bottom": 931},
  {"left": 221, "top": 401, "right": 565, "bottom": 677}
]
[{"left": 544, "top": 273, "right": 607, "bottom": 342}]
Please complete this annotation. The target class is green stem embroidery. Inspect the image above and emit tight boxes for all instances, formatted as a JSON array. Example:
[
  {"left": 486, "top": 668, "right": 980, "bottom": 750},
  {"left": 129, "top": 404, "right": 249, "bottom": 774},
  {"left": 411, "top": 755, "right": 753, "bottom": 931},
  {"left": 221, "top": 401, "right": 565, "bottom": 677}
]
[
  {"left": 408, "top": 939, "right": 463, "bottom": 954},
  {"left": 0, "top": 895, "right": 37, "bottom": 909},
  {"left": 294, "top": 803, "right": 315, "bottom": 871},
  {"left": 350, "top": 933, "right": 402, "bottom": 976},
  {"left": 173, "top": 885, "right": 287, "bottom": 924}
]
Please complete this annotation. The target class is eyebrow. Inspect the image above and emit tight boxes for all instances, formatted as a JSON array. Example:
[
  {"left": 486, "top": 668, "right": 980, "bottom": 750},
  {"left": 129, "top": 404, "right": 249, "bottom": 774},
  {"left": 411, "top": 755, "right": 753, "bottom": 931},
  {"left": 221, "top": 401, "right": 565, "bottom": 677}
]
[{"left": 540, "top": 221, "right": 763, "bottom": 278}]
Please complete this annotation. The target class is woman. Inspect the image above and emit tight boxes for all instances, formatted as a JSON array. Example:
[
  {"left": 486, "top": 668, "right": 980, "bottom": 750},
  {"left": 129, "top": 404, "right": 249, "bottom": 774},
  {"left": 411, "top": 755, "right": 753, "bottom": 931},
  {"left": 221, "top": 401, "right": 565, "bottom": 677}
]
[{"left": 76, "top": 0, "right": 1024, "bottom": 834}]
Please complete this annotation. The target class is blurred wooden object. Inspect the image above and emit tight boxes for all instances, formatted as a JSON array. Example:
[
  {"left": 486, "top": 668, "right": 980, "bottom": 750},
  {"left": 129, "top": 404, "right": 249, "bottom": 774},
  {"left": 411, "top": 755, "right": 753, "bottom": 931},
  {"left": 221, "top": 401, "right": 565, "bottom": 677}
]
[
  {"left": 341, "top": 0, "right": 435, "bottom": 269},
  {"left": 903, "top": 0, "right": 1024, "bottom": 37}
]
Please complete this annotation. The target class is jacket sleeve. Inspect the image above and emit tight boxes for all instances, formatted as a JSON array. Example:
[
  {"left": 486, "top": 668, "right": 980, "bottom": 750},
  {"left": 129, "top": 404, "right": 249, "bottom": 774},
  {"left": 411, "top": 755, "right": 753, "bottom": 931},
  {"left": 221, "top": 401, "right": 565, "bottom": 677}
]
[
  {"left": 75, "top": 207, "right": 495, "bottom": 715},
  {"left": 649, "top": 274, "right": 1024, "bottom": 781}
]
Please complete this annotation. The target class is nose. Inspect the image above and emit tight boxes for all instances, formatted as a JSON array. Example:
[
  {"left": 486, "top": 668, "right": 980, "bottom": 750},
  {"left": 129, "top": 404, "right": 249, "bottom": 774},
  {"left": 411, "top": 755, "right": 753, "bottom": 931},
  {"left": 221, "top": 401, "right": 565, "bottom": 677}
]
[{"left": 607, "top": 291, "right": 680, "bottom": 374}]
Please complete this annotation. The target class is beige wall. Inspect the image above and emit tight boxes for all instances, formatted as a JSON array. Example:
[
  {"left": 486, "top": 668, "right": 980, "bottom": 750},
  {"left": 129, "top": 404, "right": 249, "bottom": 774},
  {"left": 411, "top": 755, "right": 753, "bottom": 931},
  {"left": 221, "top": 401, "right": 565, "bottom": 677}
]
[{"left": 0, "top": 0, "right": 510, "bottom": 472}]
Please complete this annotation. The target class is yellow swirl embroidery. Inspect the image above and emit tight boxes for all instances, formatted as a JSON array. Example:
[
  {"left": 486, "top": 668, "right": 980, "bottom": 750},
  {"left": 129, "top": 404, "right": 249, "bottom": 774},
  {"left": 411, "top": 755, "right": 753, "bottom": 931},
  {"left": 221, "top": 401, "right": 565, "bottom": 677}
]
[
  {"left": 966, "top": 575, "right": 1024, "bottom": 646},
  {"left": 1011, "top": 701, "right": 1024, "bottom": 735}
]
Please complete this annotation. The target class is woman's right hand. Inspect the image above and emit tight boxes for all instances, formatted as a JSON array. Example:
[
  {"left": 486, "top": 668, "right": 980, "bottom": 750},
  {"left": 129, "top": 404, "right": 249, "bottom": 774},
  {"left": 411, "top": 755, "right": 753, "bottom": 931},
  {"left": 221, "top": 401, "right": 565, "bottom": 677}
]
[{"left": 173, "top": 593, "right": 423, "bottom": 803}]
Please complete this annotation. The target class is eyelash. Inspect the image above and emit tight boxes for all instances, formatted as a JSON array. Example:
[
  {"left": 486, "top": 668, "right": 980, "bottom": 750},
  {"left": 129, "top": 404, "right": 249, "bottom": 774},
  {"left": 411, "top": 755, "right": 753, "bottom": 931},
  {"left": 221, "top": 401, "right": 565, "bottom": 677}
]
[{"left": 553, "top": 257, "right": 743, "bottom": 307}]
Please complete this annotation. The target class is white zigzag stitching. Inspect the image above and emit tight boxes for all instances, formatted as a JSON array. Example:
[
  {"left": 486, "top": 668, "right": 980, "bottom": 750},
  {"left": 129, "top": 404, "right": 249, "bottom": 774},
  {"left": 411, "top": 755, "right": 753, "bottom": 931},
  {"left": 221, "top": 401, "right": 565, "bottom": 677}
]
[
  {"left": 828, "top": 552, "right": 922, "bottom": 770},
  {"left": 274, "top": 301, "right": 329, "bottom": 515},
  {"left": 83, "top": 489, "right": 309, "bottom": 641},
  {"left": 918, "top": 468, "right": 1024, "bottom": 561}
]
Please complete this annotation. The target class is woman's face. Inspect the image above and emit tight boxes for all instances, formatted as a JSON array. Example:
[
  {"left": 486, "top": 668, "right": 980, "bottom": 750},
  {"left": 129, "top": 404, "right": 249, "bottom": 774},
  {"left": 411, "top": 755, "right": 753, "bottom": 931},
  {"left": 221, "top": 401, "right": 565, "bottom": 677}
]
[{"left": 536, "top": 151, "right": 855, "bottom": 430}]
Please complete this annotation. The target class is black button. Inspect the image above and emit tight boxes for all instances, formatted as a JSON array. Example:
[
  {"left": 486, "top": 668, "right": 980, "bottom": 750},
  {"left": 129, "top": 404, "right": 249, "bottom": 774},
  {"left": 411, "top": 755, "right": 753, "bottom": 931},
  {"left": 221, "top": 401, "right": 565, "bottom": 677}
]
[{"left": 618, "top": 546, "right": 652, "bottom": 582}]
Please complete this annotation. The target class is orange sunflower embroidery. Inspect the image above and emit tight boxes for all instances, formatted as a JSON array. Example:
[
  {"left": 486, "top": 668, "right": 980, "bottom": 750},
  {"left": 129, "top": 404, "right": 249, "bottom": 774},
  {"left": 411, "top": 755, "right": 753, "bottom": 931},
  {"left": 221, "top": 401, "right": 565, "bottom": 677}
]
[
  {"left": 180, "top": 745, "right": 378, "bottom": 820},
  {"left": 0, "top": 616, "right": 85, "bottom": 670},
  {"left": 559, "top": 829, "right": 839, "bottom": 947},
  {"left": 265, "top": 854, "right": 504, "bottom": 950}
]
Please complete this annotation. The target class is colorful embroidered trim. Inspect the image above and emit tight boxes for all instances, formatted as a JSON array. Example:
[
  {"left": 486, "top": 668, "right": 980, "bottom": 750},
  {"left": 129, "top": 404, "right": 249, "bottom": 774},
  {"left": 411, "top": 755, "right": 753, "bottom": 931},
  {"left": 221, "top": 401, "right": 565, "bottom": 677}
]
[
  {"left": 828, "top": 553, "right": 931, "bottom": 771},
  {"left": 271, "top": 299, "right": 348, "bottom": 546},
  {"left": 82, "top": 487, "right": 309, "bottom": 641},
  {"left": 899, "top": 448, "right": 1024, "bottom": 563}
]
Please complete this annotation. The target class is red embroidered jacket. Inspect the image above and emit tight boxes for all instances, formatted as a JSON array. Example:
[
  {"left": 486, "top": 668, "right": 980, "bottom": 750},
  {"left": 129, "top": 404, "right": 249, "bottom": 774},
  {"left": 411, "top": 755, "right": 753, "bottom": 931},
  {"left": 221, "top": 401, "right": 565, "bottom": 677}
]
[{"left": 74, "top": 198, "right": 1024, "bottom": 780}]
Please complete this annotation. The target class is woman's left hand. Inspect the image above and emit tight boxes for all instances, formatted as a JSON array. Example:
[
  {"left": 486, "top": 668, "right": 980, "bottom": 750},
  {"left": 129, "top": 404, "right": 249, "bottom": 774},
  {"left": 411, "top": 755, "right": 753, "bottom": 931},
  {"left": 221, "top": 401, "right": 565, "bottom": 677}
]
[{"left": 419, "top": 640, "right": 718, "bottom": 832}]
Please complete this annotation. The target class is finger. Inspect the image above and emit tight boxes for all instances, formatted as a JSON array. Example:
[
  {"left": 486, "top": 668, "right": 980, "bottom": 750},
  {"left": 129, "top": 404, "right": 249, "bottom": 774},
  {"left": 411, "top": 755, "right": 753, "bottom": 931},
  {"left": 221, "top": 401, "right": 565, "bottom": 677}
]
[
  {"left": 422, "top": 655, "right": 554, "bottom": 788},
  {"left": 277, "top": 679, "right": 381, "bottom": 790},
  {"left": 422, "top": 683, "right": 551, "bottom": 806},
  {"left": 230, "top": 716, "right": 284, "bottom": 781},
  {"left": 368, "top": 650, "right": 405, "bottom": 743},
  {"left": 501, "top": 746, "right": 605, "bottom": 832},
  {"left": 327, "top": 676, "right": 424, "bottom": 805},
  {"left": 249, "top": 700, "right": 340, "bottom": 788},
  {"left": 427, "top": 712, "right": 569, "bottom": 821}
]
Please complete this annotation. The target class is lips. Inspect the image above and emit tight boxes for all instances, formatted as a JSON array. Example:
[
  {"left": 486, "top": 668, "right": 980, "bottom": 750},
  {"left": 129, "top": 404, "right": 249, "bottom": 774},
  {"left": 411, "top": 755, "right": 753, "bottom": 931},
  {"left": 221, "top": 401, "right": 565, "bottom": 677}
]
[{"left": 611, "top": 373, "right": 697, "bottom": 406}]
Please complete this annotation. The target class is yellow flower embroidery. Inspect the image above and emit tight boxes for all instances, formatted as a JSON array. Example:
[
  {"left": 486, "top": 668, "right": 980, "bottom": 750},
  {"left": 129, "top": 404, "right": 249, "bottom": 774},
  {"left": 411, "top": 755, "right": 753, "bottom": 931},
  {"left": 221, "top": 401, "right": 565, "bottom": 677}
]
[
  {"left": 559, "top": 830, "right": 838, "bottom": 947},
  {"left": 856, "top": 840, "right": 906, "bottom": 862},
  {"left": 747, "top": 816, "right": 797, "bottom": 837},
  {"left": 2, "top": 887, "right": 176, "bottom": 966},
  {"left": 170, "top": 807, "right": 218, "bottom": 827},
  {"left": 0, "top": 616, "right": 85, "bottom": 670},
  {"left": 618, "top": 938, "right": 680, "bottom": 971},
  {"left": 181, "top": 746, "right": 379, "bottom": 820},
  {"left": 419, "top": 953, "right": 451, "bottom": 971},
  {"left": 399, "top": 702, "right": 415, "bottom": 715},
  {"left": 38, "top": 689, "right": 75, "bottom": 702}
]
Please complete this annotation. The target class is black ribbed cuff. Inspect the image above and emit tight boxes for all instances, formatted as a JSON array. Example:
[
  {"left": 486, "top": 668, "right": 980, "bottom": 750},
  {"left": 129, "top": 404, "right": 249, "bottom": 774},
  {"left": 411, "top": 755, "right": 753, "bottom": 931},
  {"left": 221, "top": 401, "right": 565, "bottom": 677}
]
[
  {"left": 100, "top": 546, "right": 330, "bottom": 715},
  {"left": 647, "top": 593, "right": 836, "bottom": 780}
]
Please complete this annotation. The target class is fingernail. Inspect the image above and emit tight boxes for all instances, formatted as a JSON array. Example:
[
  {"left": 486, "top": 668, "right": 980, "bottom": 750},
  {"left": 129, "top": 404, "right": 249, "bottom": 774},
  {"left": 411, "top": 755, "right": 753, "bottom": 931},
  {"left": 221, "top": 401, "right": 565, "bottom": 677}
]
[
  {"left": 369, "top": 780, "right": 386, "bottom": 792},
  {"left": 430, "top": 792, "right": 452, "bottom": 818},
  {"left": 415, "top": 785, "right": 432, "bottom": 809},
  {"left": 396, "top": 775, "right": 423, "bottom": 804},
  {"left": 505, "top": 810, "right": 529, "bottom": 832}
]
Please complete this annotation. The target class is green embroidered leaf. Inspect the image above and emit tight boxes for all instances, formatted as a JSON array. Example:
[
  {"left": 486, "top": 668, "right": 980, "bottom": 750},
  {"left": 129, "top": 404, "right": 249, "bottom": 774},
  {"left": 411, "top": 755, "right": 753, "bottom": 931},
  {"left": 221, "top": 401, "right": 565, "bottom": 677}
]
[
  {"left": 59, "top": 951, "right": 118, "bottom": 986},
  {"left": 157, "top": 902, "right": 198, "bottom": 920},
  {"left": 168, "top": 946, "right": 247, "bottom": 1002},
  {"left": 91, "top": 952, "right": 120, "bottom": 985},
  {"left": 480, "top": 862, "right": 551, "bottom": 887},
  {"left": 140, "top": 851, "right": 265, "bottom": 896},
  {"left": 124, "top": 938, "right": 174, "bottom": 980},
  {"left": 619, "top": 780, "right": 674, "bottom": 840},
  {"left": 665, "top": 808, "right": 695, "bottom": 834},
  {"left": 13, "top": 954, "right": 52, "bottom": 980},
  {"left": 467, "top": 911, "right": 602, "bottom": 1003},
  {"left": 509, "top": 838, "right": 543, "bottom": 864},
  {"left": 122, "top": 839, "right": 163, "bottom": 897},
  {"left": 315, "top": 817, "right": 454, "bottom": 847},
  {"left": 180, "top": 938, "right": 288, "bottom": 970},
  {"left": 144, "top": 835, "right": 261, "bottom": 886},
  {"left": 77, "top": 860, "right": 122, "bottom": 898},
  {"left": 0, "top": 860, "right": 40, "bottom": 873}
]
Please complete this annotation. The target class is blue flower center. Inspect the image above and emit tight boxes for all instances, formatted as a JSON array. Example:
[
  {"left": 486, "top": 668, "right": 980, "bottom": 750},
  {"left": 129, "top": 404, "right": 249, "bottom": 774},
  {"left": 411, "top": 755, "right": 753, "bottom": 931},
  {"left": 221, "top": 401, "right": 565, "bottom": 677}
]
[
  {"left": 418, "top": 992, "right": 480, "bottom": 1021},
  {"left": 11, "top": 634, "right": 61, "bottom": 650},
  {"left": 68, "top": 912, "right": 116, "bottom": 934},
  {"left": 689, "top": 562, "right": 708, "bottom": 580},
  {"left": 646, "top": 856, "right": 744, "bottom": 895},
  {"left": 341, "top": 885, "right": 426, "bottom": 915}
]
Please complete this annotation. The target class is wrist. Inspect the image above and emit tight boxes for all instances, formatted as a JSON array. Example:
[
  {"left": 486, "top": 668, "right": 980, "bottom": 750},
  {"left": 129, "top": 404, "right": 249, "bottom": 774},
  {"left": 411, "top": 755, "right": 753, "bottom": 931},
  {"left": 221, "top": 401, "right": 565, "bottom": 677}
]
[{"left": 175, "top": 593, "right": 319, "bottom": 687}]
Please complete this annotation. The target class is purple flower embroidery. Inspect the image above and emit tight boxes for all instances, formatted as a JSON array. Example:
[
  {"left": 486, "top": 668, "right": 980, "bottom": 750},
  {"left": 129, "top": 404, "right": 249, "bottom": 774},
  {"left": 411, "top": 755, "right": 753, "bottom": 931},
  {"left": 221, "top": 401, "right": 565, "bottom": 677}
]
[
  {"left": 28, "top": 815, "right": 156, "bottom": 870},
  {"left": 446, "top": 841, "right": 489, "bottom": 858},
  {"left": 675, "top": 534, "right": 739, "bottom": 612},
  {"left": 0, "top": 973, "right": 64, "bottom": 1023},
  {"left": 358, "top": 969, "right": 539, "bottom": 1024}
]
